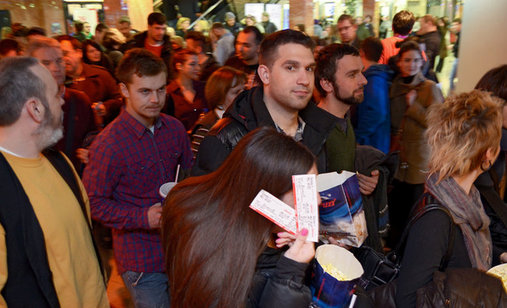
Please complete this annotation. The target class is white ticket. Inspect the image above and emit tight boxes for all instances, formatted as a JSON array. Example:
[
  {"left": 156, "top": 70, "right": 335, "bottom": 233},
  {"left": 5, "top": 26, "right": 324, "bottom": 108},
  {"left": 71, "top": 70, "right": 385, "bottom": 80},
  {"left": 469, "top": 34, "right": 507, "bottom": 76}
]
[
  {"left": 249, "top": 190, "right": 297, "bottom": 234},
  {"left": 292, "top": 174, "right": 319, "bottom": 242}
]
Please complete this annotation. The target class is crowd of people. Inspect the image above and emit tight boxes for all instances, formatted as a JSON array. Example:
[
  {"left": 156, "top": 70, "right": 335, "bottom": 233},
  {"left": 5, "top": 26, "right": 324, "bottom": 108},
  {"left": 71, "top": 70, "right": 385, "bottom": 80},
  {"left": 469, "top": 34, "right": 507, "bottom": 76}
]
[{"left": 0, "top": 6, "right": 505, "bottom": 308}]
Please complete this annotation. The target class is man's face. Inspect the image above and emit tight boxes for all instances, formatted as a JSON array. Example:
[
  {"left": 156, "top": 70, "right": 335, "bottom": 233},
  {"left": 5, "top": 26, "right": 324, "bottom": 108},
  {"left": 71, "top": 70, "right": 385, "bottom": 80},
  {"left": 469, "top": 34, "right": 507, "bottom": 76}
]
[
  {"left": 235, "top": 31, "right": 260, "bottom": 64},
  {"left": 185, "top": 38, "right": 201, "bottom": 54},
  {"left": 84, "top": 23, "right": 91, "bottom": 34},
  {"left": 122, "top": 71, "right": 167, "bottom": 127},
  {"left": 226, "top": 18, "right": 235, "bottom": 27},
  {"left": 337, "top": 19, "right": 357, "bottom": 44},
  {"left": 95, "top": 29, "right": 107, "bottom": 43},
  {"left": 118, "top": 22, "right": 131, "bottom": 38},
  {"left": 59, "top": 40, "right": 82, "bottom": 76},
  {"left": 263, "top": 43, "right": 316, "bottom": 112},
  {"left": 262, "top": 15, "right": 269, "bottom": 22},
  {"left": 148, "top": 23, "right": 166, "bottom": 43},
  {"left": 451, "top": 22, "right": 461, "bottom": 33},
  {"left": 331, "top": 55, "right": 367, "bottom": 105},
  {"left": 31, "top": 64, "right": 64, "bottom": 149},
  {"left": 32, "top": 47, "right": 66, "bottom": 86}
]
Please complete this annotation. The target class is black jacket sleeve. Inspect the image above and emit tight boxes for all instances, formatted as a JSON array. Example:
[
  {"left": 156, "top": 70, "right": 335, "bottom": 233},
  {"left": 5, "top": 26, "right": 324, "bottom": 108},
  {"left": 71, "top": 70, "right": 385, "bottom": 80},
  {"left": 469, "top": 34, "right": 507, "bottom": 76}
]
[
  {"left": 395, "top": 210, "right": 454, "bottom": 308},
  {"left": 249, "top": 255, "right": 312, "bottom": 308},
  {"left": 191, "top": 135, "right": 231, "bottom": 176}
]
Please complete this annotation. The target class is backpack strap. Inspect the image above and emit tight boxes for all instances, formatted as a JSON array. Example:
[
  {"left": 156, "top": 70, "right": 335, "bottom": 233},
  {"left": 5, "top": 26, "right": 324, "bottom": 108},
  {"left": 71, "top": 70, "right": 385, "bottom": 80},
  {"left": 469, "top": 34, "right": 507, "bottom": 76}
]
[{"left": 42, "top": 148, "right": 106, "bottom": 285}]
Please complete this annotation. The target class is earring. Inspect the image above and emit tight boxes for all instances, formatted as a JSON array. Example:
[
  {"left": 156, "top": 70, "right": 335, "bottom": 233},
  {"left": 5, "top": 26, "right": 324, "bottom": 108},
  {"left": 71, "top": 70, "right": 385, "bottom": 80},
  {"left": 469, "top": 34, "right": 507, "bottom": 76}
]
[{"left": 480, "top": 160, "right": 492, "bottom": 172}]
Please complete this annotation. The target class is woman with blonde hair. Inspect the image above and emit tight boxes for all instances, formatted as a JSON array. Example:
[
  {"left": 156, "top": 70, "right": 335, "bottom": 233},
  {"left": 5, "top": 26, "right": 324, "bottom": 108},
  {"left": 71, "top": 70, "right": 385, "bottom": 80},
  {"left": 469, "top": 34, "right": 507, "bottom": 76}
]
[
  {"left": 395, "top": 90, "right": 505, "bottom": 307},
  {"left": 176, "top": 17, "right": 191, "bottom": 37}
]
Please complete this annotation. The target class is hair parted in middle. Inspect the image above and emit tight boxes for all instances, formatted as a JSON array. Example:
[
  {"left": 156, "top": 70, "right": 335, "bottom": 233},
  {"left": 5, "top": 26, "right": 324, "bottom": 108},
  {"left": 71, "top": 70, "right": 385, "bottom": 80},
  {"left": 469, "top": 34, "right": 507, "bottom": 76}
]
[{"left": 426, "top": 90, "right": 503, "bottom": 182}]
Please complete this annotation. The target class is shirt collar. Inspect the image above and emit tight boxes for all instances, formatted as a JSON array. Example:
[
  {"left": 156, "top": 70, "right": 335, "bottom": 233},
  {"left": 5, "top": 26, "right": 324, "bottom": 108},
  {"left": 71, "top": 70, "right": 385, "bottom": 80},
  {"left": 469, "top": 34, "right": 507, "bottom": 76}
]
[
  {"left": 119, "top": 109, "right": 164, "bottom": 139},
  {"left": 274, "top": 116, "right": 306, "bottom": 142}
]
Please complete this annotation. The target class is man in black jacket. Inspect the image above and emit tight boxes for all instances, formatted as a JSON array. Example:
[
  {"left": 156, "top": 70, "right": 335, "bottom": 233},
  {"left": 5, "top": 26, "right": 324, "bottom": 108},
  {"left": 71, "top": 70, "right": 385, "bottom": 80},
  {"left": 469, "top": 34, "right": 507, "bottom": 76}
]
[
  {"left": 123, "top": 12, "right": 173, "bottom": 80},
  {"left": 416, "top": 15, "right": 441, "bottom": 72},
  {"left": 192, "top": 29, "right": 338, "bottom": 176}
]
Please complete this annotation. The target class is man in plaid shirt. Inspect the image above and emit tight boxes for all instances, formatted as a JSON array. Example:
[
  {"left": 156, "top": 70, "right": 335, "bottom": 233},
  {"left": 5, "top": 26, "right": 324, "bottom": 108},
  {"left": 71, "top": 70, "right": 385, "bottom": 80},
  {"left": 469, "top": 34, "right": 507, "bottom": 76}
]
[{"left": 83, "top": 48, "right": 192, "bottom": 307}]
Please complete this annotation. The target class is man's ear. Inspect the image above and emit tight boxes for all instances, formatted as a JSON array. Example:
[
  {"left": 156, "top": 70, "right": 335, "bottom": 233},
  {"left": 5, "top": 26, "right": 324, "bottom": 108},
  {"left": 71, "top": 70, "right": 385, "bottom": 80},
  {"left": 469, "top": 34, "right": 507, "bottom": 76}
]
[
  {"left": 319, "top": 79, "right": 334, "bottom": 94},
  {"left": 257, "top": 64, "right": 270, "bottom": 85},
  {"left": 119, "top": 83, "right": 130, "bottom": 98},
  {"left": 25, "top": 97, "right": 45, "bottom": 123}
]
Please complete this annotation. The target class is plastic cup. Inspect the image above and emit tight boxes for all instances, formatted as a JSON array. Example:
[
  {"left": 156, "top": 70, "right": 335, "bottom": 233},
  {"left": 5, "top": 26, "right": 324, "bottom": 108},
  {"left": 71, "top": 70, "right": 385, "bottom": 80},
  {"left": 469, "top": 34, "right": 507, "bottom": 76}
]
[{"left": 159, "top": 182, "right": 177, "bottom": 198}]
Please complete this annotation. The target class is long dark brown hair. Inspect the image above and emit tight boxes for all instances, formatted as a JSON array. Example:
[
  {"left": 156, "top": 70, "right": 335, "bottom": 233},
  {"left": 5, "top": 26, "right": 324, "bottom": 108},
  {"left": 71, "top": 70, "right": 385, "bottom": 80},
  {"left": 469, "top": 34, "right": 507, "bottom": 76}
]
[{"left": 161, "top": 127, "right": 315, "bottom": 308}]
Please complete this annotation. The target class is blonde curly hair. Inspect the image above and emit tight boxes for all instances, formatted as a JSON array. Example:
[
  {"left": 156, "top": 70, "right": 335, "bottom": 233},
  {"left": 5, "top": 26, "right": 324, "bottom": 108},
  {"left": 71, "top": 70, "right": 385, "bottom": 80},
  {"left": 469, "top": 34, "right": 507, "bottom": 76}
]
[{"left": 426, "top": 90, "right": 503, "bottom": 182}]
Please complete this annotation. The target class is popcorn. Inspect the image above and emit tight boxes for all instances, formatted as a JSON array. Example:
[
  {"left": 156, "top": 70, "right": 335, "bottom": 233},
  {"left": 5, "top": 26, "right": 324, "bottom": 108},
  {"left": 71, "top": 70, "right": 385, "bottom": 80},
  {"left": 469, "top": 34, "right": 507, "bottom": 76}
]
[{"left": 322, "top": 263, "right": 349, "bottom": 281}]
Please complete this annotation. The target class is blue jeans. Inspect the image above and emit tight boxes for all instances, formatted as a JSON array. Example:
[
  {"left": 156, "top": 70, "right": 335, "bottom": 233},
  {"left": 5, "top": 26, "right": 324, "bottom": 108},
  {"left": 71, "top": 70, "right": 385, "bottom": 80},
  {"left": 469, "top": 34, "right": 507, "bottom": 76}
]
[
  {"left": 449, "top": 58, "right": 459, "bottom": 91},
  {"left": 122, "top": 271, "right": 170, "bottom": 308}
]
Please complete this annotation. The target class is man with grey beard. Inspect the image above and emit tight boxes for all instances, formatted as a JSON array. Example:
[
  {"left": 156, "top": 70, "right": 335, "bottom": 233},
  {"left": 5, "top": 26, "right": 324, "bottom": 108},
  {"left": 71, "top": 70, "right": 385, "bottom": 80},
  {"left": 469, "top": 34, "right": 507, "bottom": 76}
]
[{"left": 0, "top": 57, "right": 107, "bottom": 307}]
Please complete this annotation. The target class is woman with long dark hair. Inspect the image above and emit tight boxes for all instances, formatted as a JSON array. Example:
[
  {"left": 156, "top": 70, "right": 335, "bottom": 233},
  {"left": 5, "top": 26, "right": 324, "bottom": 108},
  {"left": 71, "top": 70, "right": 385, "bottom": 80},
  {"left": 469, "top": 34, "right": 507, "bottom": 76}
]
[
  {"left": 82, "top": 39, "right": 114, "bottom": 76},
  {"left": 161, "top": 127, "right": 317, "bottom": 307}
]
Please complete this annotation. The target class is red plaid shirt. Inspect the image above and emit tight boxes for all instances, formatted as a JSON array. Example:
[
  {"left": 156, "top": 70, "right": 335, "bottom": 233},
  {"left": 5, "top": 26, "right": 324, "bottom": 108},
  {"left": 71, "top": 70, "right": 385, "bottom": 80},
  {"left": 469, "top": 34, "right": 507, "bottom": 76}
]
[{"left": 83, "top": 110, "right": 192, "bottom": 273}]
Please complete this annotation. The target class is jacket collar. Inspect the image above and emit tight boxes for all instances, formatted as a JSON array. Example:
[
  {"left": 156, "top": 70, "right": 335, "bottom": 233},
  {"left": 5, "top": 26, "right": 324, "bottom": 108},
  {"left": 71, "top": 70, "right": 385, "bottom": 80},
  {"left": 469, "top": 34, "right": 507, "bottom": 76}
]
[{"left": 227, "top": 86, "right": 338, "bottom": 137}]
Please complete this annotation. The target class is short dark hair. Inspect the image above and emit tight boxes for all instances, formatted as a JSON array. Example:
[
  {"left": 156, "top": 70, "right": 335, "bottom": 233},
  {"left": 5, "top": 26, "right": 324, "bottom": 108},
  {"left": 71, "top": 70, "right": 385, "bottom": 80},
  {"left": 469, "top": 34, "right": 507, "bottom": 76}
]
[
  {"left": 95, "top": 23, "right": 109, "bottom": 33},
  {"left": 453, "top": 18, "right": 462, "bottom": 24},
  {"left": 392, "top": 10, "right": 415, "bottom": 35},
  {"left": 27, "top": 27, "right": 46, "bottom": 37},
  {"left": 475, "top": 64, "right": 507, "bottom": 102},
  {"left": 338, "top": 14, "right": 355, "bottom": 25},
  {"left": 74, "top": 21, "right": 84, "bottom": 32},
  {"left": 211, "top": 22, "right": 225, "bottom": 31},
  {"left": 55, "top": 35, "right": 82, "bottom": 50},
  {"left": 184, "top": 30, "right": 206, "bottom": 46},
  {"left": 0, "top": 57, "right": 46, "bottom": 126},
  {"left": 315, "top": 43, "right": 359, "bottom": 97},
  {"left": 148, "top": 12, "right": 166, "bottom": 26},
  {"left": 116, "top": 48, "right": 168, "bottom": 84},
  {"left": 259, "top": 29, "right": 314, "bottom": 68},
  {"left": 0, "top": 39, "right": 21, "bottom": 57},
  {"left": 242, "top": 26, "right": 263, "bottom": 45},
  {"left": 360, "top": 37, "right": 383, "bottom": 62}
]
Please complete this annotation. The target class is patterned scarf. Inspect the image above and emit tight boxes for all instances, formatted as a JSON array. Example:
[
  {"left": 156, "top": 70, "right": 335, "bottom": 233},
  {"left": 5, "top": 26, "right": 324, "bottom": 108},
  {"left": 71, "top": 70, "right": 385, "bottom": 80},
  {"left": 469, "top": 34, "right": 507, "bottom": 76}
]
[{"left": 426, "top": 173, "right": 492, "bottom": 271}]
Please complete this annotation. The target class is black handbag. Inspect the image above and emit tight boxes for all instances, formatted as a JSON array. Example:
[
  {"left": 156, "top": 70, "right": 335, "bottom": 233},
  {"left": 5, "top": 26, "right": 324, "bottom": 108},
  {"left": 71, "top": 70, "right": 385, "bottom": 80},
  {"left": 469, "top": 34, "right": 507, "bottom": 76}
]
[
  {"left": 356, "top": 194, "right": 454, "bottom": 291},
  {"left": 365, "top": 194, "right": 457, "bottom": 308}
]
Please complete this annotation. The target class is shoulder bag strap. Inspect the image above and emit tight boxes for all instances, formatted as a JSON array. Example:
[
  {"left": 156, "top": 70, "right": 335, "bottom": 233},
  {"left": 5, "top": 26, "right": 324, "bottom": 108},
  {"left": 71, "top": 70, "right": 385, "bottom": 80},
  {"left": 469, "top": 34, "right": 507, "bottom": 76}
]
[{"left": 394, "top": 192, "right": 456, "bottom": 269}]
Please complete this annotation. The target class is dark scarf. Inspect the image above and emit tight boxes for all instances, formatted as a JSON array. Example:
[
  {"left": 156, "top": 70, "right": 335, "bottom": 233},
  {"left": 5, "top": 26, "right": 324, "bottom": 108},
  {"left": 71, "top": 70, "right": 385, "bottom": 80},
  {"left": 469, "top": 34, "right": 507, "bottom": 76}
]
[{"left": 426, "top": 173, "right": 492, "bottom": 270}]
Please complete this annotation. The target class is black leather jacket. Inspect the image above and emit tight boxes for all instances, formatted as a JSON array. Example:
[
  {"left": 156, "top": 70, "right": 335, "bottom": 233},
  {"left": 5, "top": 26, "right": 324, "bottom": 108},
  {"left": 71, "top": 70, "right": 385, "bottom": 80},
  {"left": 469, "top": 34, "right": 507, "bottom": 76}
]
[
  {"left": 191, "top": 86, "right": 337, "bottom": 176},
  {"left": 247, "top": 247, "right": 312, "bottom": 308}
]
